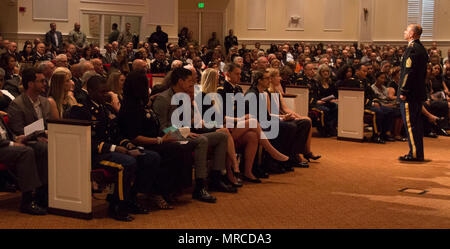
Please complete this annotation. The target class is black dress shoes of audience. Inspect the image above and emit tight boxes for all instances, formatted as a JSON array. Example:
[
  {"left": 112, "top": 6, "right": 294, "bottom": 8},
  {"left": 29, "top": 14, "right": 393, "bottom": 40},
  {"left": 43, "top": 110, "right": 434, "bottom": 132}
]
[
  {"left": 20, "top": 200, "right": 47, "bottom": 215},
  {"left": 398, "top": 154, "right": 424, "bottom": 162},
  {"left": 383, "top": 135, "right": 396, "bottom": 142},
  {"left": 108, "top": 202, "right": 134, "bottom": 222},
  {"left": 304, "top": 152, "right": 321, "bottom": 162},
  {"left": 371, "top": 135, "right": 386, "bottom": 144},
  {"left": 127, "top": 200, "right": 150, "bottom": 214},
  {"left": 242, "top": 175, "right": 262, "bottom": 183},
  {"left": 209, "top": 173, "right": 238, "bottom": 193},
  {"left": 192, "top": 188, "right": 217, "bottom": 203},
  {"left": 253, "top": 167, "right": 269, "bottom": 179},
  {"left": 192, "top": 179, "right": 217, "bottom": 203},
  {"left": 424, "top": 132, "right": 438, "bottom": 138},
  {"left": 437, "top": 128, "right": 449, "bottom": 136},
  {"left": 233, "top": 172, "right": 244, "bottom": 187}
]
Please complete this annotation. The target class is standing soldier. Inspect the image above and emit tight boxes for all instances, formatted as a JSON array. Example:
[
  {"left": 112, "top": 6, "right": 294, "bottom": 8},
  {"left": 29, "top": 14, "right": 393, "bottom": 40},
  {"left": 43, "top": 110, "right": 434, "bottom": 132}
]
[{"left": 398, "top": 24, "right": 428, "bottom": 162}]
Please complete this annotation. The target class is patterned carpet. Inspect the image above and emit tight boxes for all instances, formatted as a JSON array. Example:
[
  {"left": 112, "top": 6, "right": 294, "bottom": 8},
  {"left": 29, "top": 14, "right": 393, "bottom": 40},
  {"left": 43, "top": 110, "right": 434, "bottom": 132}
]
[{"left": 1, "top": 135, "right": 449, "bottom": 229}]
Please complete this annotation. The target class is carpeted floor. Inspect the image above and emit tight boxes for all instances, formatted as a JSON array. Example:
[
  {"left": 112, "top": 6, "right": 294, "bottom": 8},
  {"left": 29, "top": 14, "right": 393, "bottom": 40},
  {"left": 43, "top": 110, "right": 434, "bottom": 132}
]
[{"left": 1, "top": 135, "right": 449, "bottom": 229}]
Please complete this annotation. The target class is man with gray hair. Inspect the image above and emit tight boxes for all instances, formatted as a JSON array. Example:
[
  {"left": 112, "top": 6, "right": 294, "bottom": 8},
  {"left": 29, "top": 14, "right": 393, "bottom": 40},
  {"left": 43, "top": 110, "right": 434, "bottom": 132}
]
[
  {"left": 91, "top": 58, "right": 107, "bottom": 77},
  {"left": 171, "top": 60, "right": 183, "bottom": 70},
  {"left": 54, "top": 54, "right": 69, "bottom": 68},
  {"left": 74, "top": 61, "right": 96, "bottom": 104}
]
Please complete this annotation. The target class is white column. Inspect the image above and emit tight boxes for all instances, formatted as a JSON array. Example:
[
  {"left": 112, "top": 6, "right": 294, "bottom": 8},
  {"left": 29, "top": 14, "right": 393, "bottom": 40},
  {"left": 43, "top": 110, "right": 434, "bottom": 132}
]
[{"left": 100, "top": 14, "right": 105, "bottom": 48}]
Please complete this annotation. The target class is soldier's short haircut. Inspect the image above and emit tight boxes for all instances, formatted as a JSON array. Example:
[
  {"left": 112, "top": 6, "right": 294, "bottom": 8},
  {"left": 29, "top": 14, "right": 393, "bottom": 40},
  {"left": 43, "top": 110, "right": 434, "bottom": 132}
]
[
  {"left": 225, "top": 63, "right": 241, "bottom": 73},
  {"left": 87, "top": 75, "right": 107, "bottom": 93},
  {"left": 410, "top": 24, "right": 423, "bottom": 37}
]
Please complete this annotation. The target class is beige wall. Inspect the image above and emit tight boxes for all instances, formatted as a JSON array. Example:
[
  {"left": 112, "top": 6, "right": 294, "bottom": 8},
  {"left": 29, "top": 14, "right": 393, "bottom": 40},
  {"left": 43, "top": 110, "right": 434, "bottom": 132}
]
[
  {"left": 0, "top": 0, "right": 19, "bottom": 39},
  {"left": 231, "top": 0, "right": 360, "bottom": 46},
  {"left": 5, "top": 0, "right": 178, "bottom": 47}
]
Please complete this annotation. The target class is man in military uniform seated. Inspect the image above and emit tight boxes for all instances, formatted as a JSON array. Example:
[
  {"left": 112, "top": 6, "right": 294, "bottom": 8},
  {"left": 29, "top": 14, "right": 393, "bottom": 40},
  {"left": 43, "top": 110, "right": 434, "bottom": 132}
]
[
  {"left": 69, "top": 75, "right": 158, "bottom": 221},
  {"left": 295, "top": 62, "right": 317, "bottom": 89},
  {"left": 354, "top": 64, "right": 396, "bottom": 144}
]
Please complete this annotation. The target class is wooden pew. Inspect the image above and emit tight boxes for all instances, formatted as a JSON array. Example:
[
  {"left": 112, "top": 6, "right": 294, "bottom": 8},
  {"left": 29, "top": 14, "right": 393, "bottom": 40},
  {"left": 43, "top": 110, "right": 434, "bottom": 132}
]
[
  {"left": 285, "top": 85, "right": 309, "bottom": 117},
  {"left": 337, "top": 87, "right": 365, "bottom": 141},
  {"left": 47, "top": 119, "right": 93, "bottom": 219}
]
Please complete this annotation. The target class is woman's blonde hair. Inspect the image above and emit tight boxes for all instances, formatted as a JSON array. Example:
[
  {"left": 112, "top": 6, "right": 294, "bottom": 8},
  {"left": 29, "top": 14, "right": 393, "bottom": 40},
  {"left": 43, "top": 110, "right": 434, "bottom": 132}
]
[
  {"left": 201, "top": 68, "right": 219, "bottom": 94},
  {"left": 107, "top": 71, "right": 124, "bottom": 96},
  {"left": 266, "top": 67, "right": 280, "bottom": 93},
  {"left": 49, "top": 68, "right": 75, "bottom": 118}
]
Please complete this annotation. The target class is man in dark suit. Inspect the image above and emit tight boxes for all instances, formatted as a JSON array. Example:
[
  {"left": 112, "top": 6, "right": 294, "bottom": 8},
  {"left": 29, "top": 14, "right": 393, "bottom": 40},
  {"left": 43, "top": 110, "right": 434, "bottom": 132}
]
[
  {"left": 0, "top": 113, "right": 47, "bottom": 215},
  {"left": 148, "top": 25, "right": 168, "bottom": 52},
  {"left": 45, "top": 23, "right": 63, "bottom": 53},
  {"left": 398, "top": 24, "right": 429, "bottom": 162},
  {"left": 6, "top": 67, "right": 50, "bottom": 213}
]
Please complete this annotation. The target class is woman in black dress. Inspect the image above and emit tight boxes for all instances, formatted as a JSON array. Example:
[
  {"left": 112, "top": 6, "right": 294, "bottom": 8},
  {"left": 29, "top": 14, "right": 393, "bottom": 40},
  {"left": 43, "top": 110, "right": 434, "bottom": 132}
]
[
  {"left": 311, "top": 64, "right": 338, "bottom": 137},
  {"left": 119, "top": 70, "right": 194, "bottom": 208}
]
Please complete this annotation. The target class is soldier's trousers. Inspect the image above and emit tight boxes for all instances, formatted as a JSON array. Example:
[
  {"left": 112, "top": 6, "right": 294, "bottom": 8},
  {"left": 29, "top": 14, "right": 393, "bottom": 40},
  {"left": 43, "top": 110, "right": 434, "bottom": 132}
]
[{"left": 400, "top": 101, "right": 424, "bottom": 159}]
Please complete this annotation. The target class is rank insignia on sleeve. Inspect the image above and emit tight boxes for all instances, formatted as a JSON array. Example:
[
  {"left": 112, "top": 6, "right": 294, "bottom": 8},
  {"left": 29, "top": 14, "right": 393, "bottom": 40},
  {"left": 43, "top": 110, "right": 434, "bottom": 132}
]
[{"left": 406, "top": 57, "right": 412, "bottom": 68}]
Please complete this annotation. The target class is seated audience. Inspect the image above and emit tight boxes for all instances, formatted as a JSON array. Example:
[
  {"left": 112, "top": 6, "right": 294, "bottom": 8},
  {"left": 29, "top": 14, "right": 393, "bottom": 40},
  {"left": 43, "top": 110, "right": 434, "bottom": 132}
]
[
  {"left": 69, "top": 75, "right": 163, "bottom": 221},
  {"left": 152, "top": 67, "right": 236, "bottom": 203}
]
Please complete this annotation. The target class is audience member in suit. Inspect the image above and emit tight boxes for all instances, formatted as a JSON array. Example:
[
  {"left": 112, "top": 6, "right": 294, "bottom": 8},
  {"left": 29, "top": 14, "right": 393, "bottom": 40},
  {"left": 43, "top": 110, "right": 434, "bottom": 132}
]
[
  {"left": 0, "top": 68, "right": 14, "bottom": 113},
  {"left": 66, "top": 44, "right": 80, "bottom": 66},
  {"left": 32, "top": 43, "right": 49, "bottom": 65},
  {"left": 150, "top": 49, "right": 170, "bottom": 74},
  {"left": 152, "top": 68, "right": 236, "bottom": 204},
  {"left": 69, "top": 75, "right": 160, "bottom": 221},
  {"left": 6, "top": 67, "right": 50, "bottom": 210},
  {"left": 0, "top": 113, "right": 47, "bottom": 215},
  {"left": 148, "top": 25, "right": 168, "bottom": 53},
  {"left": 0, "top": 42, "right": 20, "bottom": 63},
  {"left": 73, "top": 61, "right": 96, "bottom": 104},
  {"left": 45, "top": 23, "right": 63, "bottom": 53}
]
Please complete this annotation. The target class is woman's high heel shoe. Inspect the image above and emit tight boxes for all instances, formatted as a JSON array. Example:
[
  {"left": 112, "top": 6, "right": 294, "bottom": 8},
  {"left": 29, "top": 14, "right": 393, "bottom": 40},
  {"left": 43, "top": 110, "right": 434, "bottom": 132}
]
[{"left": 304, "top": 152, "right": 321, "bottom": 162}]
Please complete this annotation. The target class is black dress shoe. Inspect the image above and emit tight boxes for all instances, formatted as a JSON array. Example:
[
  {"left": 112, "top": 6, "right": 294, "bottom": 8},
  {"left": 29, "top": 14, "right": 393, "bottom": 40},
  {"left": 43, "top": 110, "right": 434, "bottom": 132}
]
[
  {"left": 398, "top": 154, "right": 424, "bottom": 162},
  {"left": 371, "top": 136, "right": 386, "bottom": 144},
  {"left": 242, "top": 175, "right": 262, "bottom": 183},
  {"left": 253, "top": 167, "right": 269, "bottom": 179},
  {"left": 209, "top": 178, "right": 238, "bottom": 193},
  {"left": 20, "top": 201, "right": 47, "bottom": 215},
  {"left": 127, "top": 201, "right": 150, "bottom": 214},
  {"left": 108, "top": 202, "right": 134, "bottom": 222},
  {"left": 437, "top": 129, "right": 449, "bottom": 136},
  {"left": 192, "top": 188, "right": 217, "bottom": 203},
  {"left": 384, "top": 136, "right": 396, "bottom": 142},
  {"left": 290, "top": 161, "right": 309, "bottom": 168},
  {"left": 304, "top": 152, "right": 321, "bottom": 162},
  {"left": 283, "top": 165, "right": 295, "bottom": 172},
  {"left": 425, "top": 132, "right": 438, "bottom": 138},
  {"left": 267, "top": 163, "right": 285, "bottom": 174}
]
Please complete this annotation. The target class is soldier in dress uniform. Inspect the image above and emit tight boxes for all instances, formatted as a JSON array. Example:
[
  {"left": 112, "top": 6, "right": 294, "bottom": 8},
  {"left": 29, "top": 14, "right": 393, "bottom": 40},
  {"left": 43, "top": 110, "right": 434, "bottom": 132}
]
[
  {"left": 398, "top": 24, "right": 428, "bottom": 162},
  {"left": 69, "top": 75, "right": 160, "bottom": 221}
]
